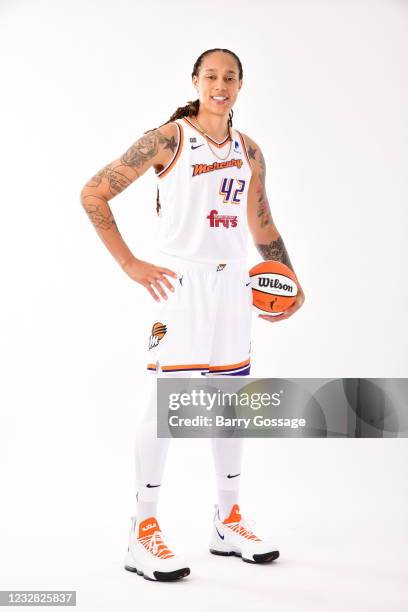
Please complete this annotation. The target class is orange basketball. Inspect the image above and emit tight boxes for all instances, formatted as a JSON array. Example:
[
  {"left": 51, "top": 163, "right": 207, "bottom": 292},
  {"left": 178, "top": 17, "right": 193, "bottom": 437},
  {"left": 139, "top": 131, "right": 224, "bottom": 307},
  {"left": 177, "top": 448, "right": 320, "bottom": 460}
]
[{"left": 249, "top": 261, "right": 298, "bottom": 316}]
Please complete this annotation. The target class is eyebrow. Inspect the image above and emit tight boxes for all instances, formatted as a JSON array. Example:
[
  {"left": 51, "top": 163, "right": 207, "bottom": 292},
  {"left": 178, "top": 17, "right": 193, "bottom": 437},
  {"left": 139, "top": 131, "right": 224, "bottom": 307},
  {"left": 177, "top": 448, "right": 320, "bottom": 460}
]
[{"left": 203, "top": 68, "right": 238, "bottom": 74}]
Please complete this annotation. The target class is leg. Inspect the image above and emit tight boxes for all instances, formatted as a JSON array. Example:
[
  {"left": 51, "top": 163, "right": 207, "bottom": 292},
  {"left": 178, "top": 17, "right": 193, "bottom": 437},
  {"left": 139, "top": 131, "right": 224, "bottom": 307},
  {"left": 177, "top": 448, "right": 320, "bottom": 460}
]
[
  {"left": 210, "top": 436, "right": 244, "bottom": 520},
  {"left": 134, "top": 368, "right": 169, "bottom": 522},
  {"left": 134, "top": 364, "right": 193, "bottom": 521}
]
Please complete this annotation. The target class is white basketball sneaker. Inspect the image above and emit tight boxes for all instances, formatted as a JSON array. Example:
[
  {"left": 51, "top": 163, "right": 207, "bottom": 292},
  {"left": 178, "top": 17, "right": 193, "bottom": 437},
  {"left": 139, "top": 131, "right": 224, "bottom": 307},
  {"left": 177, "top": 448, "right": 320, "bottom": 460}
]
[
  {"left": 209, "top": 504, "right": 280, "bottom": 563},
  {"left": 124, "top": 515, "right": 190, "bottom": 581}
]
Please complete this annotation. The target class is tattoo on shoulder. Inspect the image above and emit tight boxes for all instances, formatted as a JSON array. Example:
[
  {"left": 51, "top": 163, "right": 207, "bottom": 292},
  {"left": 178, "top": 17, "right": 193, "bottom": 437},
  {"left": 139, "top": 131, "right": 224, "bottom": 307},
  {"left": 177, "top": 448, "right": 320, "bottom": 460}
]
[
  {"left": 248, "top": 145, "right": 257, "bottom": 160},
  {"left": 256, "top": 236, "right": 293, "bottom": 269},
  {"left": 120, "top": 128, "right": 177, "bottom": 167}
]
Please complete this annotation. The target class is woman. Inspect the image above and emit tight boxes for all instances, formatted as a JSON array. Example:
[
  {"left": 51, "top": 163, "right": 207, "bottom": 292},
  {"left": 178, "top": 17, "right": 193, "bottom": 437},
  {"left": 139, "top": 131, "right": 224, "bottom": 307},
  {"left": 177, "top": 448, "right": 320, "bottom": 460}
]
[{"left": 80, "top": 48, "right": 305, "bottom": 582}]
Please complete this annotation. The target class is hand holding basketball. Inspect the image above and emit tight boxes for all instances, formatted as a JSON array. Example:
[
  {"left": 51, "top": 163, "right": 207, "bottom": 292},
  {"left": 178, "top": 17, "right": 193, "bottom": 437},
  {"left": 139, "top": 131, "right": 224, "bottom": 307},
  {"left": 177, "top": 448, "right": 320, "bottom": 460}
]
[
  {"left": 122, "top": 256, "right": 178, "bottom": 302},
  {"left": 259, "top": 284, "right": 305, "bottom": 322},
  {"left": 249, "top": 260, "right": 305, "bottom": 322}
]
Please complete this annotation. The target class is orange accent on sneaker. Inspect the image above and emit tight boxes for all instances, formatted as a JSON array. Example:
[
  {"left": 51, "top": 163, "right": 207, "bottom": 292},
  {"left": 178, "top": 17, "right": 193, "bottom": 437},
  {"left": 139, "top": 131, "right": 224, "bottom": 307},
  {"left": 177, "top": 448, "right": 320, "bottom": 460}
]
[
  {"left": 223, "top": 504, "right": 261, "bottom": 542},
  {"left": 138, "top": 517, "right": 160, "bottom": 538},
  {"left": 137, "top": 516, "right": 174, "bottom": 559},
  {"left": 223, "top": 504, "right": 242, "bottom": 525}
]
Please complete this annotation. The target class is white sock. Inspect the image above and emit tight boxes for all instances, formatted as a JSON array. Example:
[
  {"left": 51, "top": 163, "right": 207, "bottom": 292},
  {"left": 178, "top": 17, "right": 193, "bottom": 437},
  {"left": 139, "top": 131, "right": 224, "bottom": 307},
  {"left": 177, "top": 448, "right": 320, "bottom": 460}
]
[
  {"left": 218, "top": 489, "right": 239, "bottom": 521},
  {"left": 136, "top": 493, "right": 158, "bottom": 523},
  {"left": 211, "top": 437, "right": 244, "bottom": 521}
]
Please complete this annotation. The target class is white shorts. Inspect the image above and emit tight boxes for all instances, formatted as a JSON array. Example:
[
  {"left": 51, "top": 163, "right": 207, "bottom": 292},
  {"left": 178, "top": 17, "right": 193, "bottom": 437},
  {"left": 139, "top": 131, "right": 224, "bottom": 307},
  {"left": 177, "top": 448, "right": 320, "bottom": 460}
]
[{"left": 145, "top": 252, "right": 253, "bottom": 376}]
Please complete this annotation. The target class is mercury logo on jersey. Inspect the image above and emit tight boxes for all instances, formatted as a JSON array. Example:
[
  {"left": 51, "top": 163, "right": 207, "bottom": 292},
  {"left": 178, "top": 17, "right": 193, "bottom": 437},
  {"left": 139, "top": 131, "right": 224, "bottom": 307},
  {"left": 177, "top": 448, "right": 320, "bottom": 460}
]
[
  {"left": 207, "top": 209, "right": 238, "bottom": 229},
  {"left": 192, "top": 158, "right": 243, "bottom": 177},
  {"left": 148, "top": 322, "right": 167, "bottom": 350}
]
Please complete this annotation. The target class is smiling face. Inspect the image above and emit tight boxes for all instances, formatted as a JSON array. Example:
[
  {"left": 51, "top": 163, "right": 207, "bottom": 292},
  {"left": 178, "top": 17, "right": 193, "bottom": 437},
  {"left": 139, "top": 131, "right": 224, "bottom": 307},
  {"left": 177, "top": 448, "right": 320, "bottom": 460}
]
[{"left": 192, "top": 51, "right": 242, "bottom": 117}]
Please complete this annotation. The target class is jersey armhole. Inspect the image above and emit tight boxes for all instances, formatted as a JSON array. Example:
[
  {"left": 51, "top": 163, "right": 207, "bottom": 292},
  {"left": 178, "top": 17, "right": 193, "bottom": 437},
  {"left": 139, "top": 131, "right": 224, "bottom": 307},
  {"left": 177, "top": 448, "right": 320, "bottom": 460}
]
[
  {"left": 235, "top": 130, "right": 253, "bottom": 176},
  {"left": 235, "top": 129, "right": 254, "bottom": 175},
  {"left": 157, "top": 121, "right": 184, "bottom": 179}
]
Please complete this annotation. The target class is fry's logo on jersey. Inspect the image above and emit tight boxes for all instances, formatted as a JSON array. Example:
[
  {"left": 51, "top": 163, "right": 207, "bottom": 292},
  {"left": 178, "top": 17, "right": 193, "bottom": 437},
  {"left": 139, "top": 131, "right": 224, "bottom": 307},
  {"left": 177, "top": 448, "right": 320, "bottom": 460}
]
[
  {"left": 148, "top": 322, "right": 167, "bottom": 350},
  {"left": 207, "top": 209, "right": 238, "bottom": 229},
  {"left": 192, "top": 158, "right": 243, "bottom": 177}
]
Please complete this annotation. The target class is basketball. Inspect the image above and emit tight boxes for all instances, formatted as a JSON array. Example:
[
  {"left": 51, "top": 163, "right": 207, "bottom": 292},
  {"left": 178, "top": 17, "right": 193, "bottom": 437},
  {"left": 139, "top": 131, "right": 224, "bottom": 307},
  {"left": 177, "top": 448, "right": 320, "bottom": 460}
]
[{"left": 249, "top": 261, "right": 298, "bottom": 316}]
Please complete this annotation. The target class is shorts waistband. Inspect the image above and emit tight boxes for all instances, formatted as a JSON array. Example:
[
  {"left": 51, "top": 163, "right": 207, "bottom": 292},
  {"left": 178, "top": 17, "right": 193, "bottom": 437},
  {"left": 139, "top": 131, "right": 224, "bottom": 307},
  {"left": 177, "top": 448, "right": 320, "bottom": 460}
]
[{"left": 153, "top": 251, "right": 248, "bottom": 273}]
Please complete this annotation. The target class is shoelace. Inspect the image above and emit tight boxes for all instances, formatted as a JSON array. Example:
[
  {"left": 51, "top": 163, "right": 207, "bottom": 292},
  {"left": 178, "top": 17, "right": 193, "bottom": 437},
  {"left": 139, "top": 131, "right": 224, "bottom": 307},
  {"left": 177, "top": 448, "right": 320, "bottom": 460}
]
[
  {"left": 138, "top": 530, "right": 174, "bottom": 559},
  {"left": 225, "top": 517, "right": 261, "bottom": 541}
]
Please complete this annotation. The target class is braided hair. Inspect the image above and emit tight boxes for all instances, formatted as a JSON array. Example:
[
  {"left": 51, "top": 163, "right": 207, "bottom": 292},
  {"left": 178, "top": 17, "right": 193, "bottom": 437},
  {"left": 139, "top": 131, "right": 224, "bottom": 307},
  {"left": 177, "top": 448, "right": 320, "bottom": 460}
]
[{"left": 148, "top": 48, "right": 243, "bottom": 214}]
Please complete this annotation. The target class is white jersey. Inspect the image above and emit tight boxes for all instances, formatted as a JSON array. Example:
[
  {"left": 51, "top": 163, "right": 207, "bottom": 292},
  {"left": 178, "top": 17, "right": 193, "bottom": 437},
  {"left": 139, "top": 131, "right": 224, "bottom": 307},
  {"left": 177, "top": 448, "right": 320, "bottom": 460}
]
[{"left": 154, "top": 117, "right": 253, "bottom": 263}]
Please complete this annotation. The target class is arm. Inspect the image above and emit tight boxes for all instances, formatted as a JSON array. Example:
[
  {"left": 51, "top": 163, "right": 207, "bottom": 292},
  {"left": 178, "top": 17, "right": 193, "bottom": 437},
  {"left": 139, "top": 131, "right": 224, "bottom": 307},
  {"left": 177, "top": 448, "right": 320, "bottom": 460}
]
[
  {"left": 244, "top": 134, "right": 305, "bottom": 321},
  {"left": 80, "top": 123, "right": 178, "bottom": 301}
]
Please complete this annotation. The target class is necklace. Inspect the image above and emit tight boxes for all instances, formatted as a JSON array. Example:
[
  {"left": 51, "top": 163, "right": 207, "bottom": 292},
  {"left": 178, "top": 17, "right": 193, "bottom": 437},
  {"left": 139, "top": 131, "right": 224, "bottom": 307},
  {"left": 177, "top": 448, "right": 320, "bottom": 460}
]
[{"left": 189, "top": 117, "right": 233, "bottom": 161}]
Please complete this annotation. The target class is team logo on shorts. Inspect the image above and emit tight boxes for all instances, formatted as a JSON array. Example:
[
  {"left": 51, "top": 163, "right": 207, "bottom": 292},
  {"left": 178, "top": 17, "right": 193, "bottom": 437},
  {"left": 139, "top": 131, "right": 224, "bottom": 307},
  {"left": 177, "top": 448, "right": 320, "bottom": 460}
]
[
  {"left": 216, "top": 264, "right": 226, "bottom": 272},
  {"left": 207, "top": 209, "right": 238, "bottom": 229},
  {"left": 148, "top": 322, "right": 167, "bottom": 350}
]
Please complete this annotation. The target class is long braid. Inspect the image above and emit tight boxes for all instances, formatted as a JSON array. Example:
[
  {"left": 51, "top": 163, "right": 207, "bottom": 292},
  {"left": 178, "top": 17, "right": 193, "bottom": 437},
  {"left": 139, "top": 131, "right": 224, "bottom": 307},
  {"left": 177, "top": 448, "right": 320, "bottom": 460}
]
[{"left": 149, "top": 49, "right": 243, "bottom": 214}]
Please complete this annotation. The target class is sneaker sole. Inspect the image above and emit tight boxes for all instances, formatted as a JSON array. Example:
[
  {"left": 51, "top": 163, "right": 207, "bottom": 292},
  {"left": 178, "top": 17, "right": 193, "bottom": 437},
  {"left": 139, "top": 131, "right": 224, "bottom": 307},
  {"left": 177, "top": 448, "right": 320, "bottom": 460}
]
[
  {"left": 124, "top": 564, "right": 190, "bottom": 582},
  {"left": 209, "top": 549, "right": 280, "bottom": 564}
]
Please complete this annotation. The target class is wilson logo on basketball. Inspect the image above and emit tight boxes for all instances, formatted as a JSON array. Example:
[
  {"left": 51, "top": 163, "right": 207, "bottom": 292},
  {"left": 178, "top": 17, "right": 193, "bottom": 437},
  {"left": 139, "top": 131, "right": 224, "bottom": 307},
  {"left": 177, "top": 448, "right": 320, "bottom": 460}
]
[
  {"left": 258, "top": 277, "right": 294, "bottom": 293},
  {"left": 148, "top": 322, "right": 167, "bottom": 350},
  {"left": 207, "top": 209, "right": 238, "bottom": 229}
]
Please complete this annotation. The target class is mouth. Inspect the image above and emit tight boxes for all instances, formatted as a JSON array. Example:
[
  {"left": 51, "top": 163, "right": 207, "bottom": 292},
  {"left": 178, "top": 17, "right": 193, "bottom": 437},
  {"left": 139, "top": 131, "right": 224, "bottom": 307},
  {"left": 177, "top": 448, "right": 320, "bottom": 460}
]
[{"left": 211, "top": 96, "right": 229, "bottom": 106}]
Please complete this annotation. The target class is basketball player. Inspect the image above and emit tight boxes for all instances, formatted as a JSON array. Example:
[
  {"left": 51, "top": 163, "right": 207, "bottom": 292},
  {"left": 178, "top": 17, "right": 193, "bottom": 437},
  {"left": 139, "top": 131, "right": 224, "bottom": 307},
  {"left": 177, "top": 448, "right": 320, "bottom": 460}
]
[{"left": 80, "top": 48, "right": 305, "bottom": 582}]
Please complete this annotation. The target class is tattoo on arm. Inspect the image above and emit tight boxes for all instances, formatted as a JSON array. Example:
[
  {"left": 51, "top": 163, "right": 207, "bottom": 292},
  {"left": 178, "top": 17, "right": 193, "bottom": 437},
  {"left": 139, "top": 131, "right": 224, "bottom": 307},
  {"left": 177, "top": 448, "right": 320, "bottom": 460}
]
[
  {"left": 251, "top": 145, "right": 272, "bottom": 228},
  {"left": 85, "top": 168, "right": 132, "bottom": 197},
  {"left": 256, "top": 236, "right": 293, "bottom": 269},
  {"left": 82, "top": 196, "right": 119, "bottom": 232},
  {"left": 249, "top": 142, "right": 294, "bottom": 270},
  {"left": 120, "top": 129, "right": 176, "bottom": 167},
  {"left": 84, "top": 128, "right": 176, "bottom": 200},
  {"left": 248, "top": 145, "right": 257, "bottom": 160},
  {"left": 256, "top": 187, "right": 273, "bottom": 228}
]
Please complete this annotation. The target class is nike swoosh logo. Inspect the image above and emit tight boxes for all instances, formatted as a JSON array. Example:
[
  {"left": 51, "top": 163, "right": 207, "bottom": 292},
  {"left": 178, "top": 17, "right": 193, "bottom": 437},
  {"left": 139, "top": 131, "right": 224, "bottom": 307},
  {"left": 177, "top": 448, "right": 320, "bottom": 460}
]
[
  {"left": 215, "top": 526, "right": 225, "bottom": 540},
  {"left": 245, "top": 282, "right": 251, "bottom": 286},
  {"left": 227, "top": 473, "right": 240, "bottom": 479},
  {"left": 191, "top": 144, "right": 205, "bottom": 149},
  {"left": 146, "top": 483, "right": 160, "bottom": 488}
]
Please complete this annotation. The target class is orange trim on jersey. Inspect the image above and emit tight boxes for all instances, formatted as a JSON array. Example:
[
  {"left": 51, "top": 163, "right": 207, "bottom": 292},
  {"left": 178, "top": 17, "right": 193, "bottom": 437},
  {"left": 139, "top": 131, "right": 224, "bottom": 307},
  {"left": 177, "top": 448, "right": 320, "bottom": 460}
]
[
  {"left": 208, "top": 357, "right": 250, "bottom": 372},
  {"left": 235, "top": 130, "right": 252, "bottom": 172},
  {"left": 182, "top": 117, "right": 232, "bottom": 148},
  {"left": 157, "top": 122, "right": 184, "bottom": 179},
  {"left": 147, "top": 362, "right": 209, "bottom": 372}
]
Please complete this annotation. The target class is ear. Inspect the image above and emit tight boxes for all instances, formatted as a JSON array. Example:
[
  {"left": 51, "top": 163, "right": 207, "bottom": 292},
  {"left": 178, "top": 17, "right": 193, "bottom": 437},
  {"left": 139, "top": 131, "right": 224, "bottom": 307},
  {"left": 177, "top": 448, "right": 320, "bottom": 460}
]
[{"left": 192, "top": 75, "right": 198, "bottom": 90}]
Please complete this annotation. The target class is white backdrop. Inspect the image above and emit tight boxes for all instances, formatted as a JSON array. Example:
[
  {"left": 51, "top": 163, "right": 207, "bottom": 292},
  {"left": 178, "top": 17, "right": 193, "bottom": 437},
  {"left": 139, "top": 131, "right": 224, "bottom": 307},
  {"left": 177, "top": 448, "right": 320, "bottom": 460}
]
[{"left": 1, "top": 1, "right": 407, "bottom": 610}]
